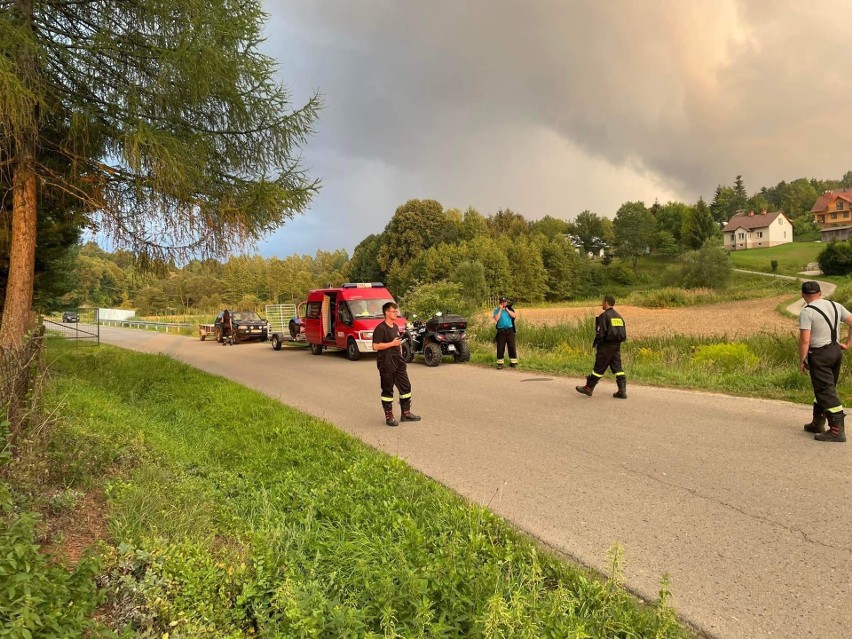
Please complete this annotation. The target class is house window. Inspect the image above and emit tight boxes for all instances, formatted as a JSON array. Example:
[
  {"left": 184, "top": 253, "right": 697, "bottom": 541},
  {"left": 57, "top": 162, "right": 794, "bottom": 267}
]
[
  {"left": 838, "top": 201, "right": 845, "bottom": 211},
  {"left": 831, "top": 213, "right": 837, "bottom": 220},
  {"left": 738, "top": 232, "right": 744, "bottom": 240},
  {"left": 778, "top": 218, "right": 783, "bottom": 225},
  {"left": 757, "top": 231, "right": 763, "bottom": 238},
  {"left": 784, "top": 232, "right": 787, "bottom": 238}
]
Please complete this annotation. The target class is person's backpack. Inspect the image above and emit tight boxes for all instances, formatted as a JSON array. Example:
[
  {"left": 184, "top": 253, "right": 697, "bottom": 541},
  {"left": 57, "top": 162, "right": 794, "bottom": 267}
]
[{"left": 607, "top": 311, "right": 627, "bottom": 342}]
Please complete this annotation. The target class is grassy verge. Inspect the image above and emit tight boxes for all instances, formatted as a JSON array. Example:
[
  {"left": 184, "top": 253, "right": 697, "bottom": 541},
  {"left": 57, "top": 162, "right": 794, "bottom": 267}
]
[
  {"left": 470, "top": 318, "right": 841, "bottom": 404},
  {"left": 13, "top": 342, "right": 688, "bottom": 638},
  {"left": 728, "top": 242, "right": 822, "bottom": 276}
]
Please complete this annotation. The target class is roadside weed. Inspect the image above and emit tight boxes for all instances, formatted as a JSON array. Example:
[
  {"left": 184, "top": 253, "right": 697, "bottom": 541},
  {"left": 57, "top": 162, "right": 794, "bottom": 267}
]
[{"left": 36, "top": 342, "right": 689, "bottom": 638}]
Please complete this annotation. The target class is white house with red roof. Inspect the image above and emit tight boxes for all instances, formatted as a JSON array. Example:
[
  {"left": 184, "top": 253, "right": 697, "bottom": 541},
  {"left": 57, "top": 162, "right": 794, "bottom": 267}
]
[
  {"left": 722, "top": 210, "right": 793, "bottom": 250},
  {"left": 811, "top": 188, "right": 852, "bottom": 242}
]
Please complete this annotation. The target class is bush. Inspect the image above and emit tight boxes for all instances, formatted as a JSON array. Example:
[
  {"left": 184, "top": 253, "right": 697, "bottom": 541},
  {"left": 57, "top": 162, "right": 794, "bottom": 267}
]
[
  {"left": 818, "top": 241, "right": 852, "bottom": 276},
  {"left": 630, "top": 287, "right": 692, "bottom": 308},
  {"left": 693, "top": 343, "right": 759, "bottom": 372},
  {"left": 770, "top": 260, "right": 778, "bottom": 273},
  {"left": 400, "top": 280, "right": 472, "bottom": 319},
  {"left": 673, "top": 244, "right": 732, "bottom": 289}
]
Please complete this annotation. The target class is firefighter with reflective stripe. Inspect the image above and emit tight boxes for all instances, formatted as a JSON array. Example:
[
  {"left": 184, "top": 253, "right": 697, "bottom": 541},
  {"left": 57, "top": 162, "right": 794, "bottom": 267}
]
[
  {"left": 576, "top": 295, "right": 627, "bottom": 398},
  {"left": 372, "top": 301, "right": 421, "bottom": 427},
  {"left": 799, "top": 281, "right": 851, "bottom": 442}
]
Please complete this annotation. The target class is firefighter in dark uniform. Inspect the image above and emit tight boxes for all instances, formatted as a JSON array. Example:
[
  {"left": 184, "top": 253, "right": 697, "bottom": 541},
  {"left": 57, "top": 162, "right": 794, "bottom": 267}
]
[
  {"left": 372, "top": 301, "right": 421, "bottom": 427},
  {"left": 799, "top": 280, "right": 851, "bottom": 442},
  {"left": 575, "top": 294, "right": 627, "bottom": 398}
]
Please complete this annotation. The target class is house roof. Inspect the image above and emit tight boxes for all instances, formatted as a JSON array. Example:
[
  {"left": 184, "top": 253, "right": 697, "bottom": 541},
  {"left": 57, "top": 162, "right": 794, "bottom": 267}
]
[
  {"left": 811, "top": 189, "right": 852, "bottom": 213},
  {"left": 722, "top": 210, "right": 786, "bottom": 232}
]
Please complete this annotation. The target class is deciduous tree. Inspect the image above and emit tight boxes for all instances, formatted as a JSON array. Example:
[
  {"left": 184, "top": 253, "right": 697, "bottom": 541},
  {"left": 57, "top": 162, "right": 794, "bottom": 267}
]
[{"left": 613, "top": 202, "right": 656, "bottom": 274}]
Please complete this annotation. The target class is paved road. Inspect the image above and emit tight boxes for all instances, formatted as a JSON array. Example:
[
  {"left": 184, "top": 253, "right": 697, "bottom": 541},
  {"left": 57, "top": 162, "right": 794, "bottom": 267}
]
[
  {"left": 97, "top": 327, "right": 851, "bottom": 639},
  {"left": 732, "top": 269, "right": 836, "bottom": 316}
]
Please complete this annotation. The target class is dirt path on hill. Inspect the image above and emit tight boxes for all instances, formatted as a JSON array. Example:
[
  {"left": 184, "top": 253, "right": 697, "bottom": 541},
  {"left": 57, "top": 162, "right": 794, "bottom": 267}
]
[{"left": 513, "top": 294, "right": 798, "bottom": 339}]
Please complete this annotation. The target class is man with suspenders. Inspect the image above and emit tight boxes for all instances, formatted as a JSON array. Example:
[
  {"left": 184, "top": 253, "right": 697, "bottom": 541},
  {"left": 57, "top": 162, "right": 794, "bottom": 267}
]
[{"left": 799, "top": 281, "right": 852, "bottom": 442}]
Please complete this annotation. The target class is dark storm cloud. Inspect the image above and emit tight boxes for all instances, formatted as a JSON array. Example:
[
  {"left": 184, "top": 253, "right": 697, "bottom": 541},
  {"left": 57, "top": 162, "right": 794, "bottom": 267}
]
[{"left": 259, "top": 0, "right": 852, "bottom": 254}]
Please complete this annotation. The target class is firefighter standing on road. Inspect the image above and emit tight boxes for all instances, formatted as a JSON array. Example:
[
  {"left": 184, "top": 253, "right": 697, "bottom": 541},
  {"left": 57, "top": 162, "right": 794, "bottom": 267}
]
[
  {"left": 372, "top": 301, "right": 421, "bottom": 427},
  {"left": 799, "top": 280, "right": 851, "bottom": 442},
  {"left": 576, "top": 295, "right": 627, "bottom": 398}
]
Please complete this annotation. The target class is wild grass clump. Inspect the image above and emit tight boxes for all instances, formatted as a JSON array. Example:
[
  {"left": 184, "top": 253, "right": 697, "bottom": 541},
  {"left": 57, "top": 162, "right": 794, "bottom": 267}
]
[
  {"left": 42, "top": 343, "right": 688, "bottom": 638},
  {"left": 1, "top": 419, "right": 110, "bottom": 639},
  {"left": 693, "top": 343, "right": 759, "bottom": 372}
]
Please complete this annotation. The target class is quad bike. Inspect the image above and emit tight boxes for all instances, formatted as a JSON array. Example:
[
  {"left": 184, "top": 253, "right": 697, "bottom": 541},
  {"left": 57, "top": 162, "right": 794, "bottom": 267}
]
[{"left": 401, "top": 311, "right": 470, "bottom": 367}]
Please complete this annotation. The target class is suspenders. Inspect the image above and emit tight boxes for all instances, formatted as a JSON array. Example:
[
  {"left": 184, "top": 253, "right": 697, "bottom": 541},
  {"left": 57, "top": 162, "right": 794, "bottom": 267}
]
[{"left": 805, "top": 302, "right": 839, "bottom": 344}]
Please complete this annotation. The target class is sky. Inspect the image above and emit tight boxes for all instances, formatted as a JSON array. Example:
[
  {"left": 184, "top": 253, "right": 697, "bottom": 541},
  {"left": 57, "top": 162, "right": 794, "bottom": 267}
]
[{"left": 256, "top": 0, "right": 852, "bottom": 258}]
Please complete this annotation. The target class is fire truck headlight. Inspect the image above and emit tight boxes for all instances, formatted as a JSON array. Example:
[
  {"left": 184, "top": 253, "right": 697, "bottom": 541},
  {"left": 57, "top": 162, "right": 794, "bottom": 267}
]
[{"left": 360, "top": 331, "right": 373, "bottom": 340}]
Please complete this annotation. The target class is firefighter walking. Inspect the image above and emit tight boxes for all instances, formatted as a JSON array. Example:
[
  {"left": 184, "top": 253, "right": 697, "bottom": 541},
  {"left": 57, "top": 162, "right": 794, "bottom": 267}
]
[
  {"left": 576, "top": 295, "right": 627, "bottom": 399},
  {"left": 799, "top": 280, "right": 851, "bottom": 442},
  {"left": 372, "top": 301, "right": 421, "bottom": 427}
]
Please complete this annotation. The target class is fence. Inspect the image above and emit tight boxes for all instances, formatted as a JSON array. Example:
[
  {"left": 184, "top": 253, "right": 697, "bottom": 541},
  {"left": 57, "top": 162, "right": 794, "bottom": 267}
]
[{"left": 98, "top": 319, "right": 193, "bottom": 333}]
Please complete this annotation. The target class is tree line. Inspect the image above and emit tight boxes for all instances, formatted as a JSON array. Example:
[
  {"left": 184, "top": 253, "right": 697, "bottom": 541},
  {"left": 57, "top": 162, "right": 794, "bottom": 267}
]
[{"left": 39, "top": 171, "right": 850, "bottom": 315}]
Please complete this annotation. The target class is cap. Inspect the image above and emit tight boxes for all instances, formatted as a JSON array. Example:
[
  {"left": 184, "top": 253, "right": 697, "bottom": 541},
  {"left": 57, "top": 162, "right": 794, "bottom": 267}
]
[
  {"left": 499, "top": 296, "right": 508, "bottom": 303},
  {"left": 801, "top": 281, "right": 820, "bottom": 295}
]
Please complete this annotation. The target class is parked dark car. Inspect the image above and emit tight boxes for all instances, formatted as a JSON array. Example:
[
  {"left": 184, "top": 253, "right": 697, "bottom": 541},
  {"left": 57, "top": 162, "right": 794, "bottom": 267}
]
[
  {"left": 214, "top": 310, "right": 268, "bottom": 343},
  {"left": 62, "top": 311, "right": 78, "bottom": 323}
]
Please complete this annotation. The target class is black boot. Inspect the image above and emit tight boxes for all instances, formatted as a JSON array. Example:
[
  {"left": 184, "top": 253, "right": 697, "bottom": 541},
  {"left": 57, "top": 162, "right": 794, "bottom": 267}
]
[
  {"left": 384, "top": 406, "right": 398, "bottom": 427},
  {"left": 804, "top": 404, "right": 827, "bottom": 433},
  {"left": 613, "top": 376, "right": 627, "bottom": 399},
  {"left": 575, "top": 375, "right": 598, "bottom": 397},
  {"left": 400, "top": 401, "right": 421, "bottom": 422},
  {"left": 815, "top": 412, "right": 846, "bottom": 442}
]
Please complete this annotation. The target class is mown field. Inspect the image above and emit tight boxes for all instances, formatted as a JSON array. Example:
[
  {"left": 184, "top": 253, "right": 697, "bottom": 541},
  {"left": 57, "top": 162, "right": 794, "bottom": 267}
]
[
  {"left": 727, "top": 241, "right": 822, "bottom": 276},
  {"left": 1, "top": 342, "right": 688, "bottom": 639}
]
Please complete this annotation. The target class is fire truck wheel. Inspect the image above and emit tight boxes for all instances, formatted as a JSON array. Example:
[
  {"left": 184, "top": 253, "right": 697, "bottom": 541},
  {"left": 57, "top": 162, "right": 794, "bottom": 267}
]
[
  {"left": 271, "top": 334, "right": 282, "bottom": 351},
  {"left": 310, "top": 343, "right": 324, "bottom": 355},
  {"left": 346, "top": 338, "right": 361, "bottom": 361},
  {"left": 453, "top": 341, "right": 471, "bottom": 363},
  {"left": 423, "top": 341, "right": 442, "bottom": 367}
]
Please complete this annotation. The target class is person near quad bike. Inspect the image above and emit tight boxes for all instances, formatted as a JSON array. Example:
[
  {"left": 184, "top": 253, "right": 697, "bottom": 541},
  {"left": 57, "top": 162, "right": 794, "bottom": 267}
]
[
  {"left": 493, "top": 296, "right": 517, "bottom": 370},
  {"left": 575, "top": 295, "right": 627, "bottom": 398}
]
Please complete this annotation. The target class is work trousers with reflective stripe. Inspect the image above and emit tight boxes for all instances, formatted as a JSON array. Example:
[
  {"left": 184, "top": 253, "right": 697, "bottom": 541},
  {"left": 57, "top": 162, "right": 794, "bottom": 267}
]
[
  {"left": 380, "top": 366, "right": 412, "bottom": 410},
  {"left": 591, "top": 342, "right": 623, "bottom": 381},
  {"left": 496, "top": 328, "right": 518, "bottom": 364},
  {"left": 807, "top": 342, "right": 843, "bottom": 415}
]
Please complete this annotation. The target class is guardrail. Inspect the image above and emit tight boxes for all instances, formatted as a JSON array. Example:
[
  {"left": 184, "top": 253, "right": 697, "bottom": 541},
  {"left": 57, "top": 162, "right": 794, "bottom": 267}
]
[{"left": 99, "top": 319, "right": 193, "bottom": 333}]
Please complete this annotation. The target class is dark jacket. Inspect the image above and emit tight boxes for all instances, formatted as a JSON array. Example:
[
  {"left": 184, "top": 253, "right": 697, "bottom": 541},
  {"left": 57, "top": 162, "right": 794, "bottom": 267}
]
[{"left": 594, "top": 307, "right": 626, "bottom": 347}]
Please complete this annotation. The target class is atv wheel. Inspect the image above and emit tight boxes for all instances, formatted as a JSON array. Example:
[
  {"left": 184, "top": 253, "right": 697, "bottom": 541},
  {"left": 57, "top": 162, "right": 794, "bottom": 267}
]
[
  {"left": 453, "top": 341, "right": 471, "bottom": 363},
  {"left": 289, "top": 320, "right": 299, "bottom": 339},
  {"left": 346, "top": 338, "right": 361, "bottom": 361},
  {"left": 401, "top": 340, "right": 415, "bottom": 363},
  {"left": 272, "top": 334, "right": 282, "bottom": 351},
  {"left": 310, "top": 343, "right": 324, "bottom": 355},
  {"left": 215, "top": 327, "right": 223, "bottom": 343},
  {"left": 423, "top": 341, "right": 442, "bottom": 367}
]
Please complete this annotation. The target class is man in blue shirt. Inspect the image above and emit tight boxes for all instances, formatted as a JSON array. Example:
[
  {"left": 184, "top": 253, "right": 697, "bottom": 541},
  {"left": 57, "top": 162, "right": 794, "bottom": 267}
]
[{"left": 493, "top": 296, "right": 517, "bottom": 369}]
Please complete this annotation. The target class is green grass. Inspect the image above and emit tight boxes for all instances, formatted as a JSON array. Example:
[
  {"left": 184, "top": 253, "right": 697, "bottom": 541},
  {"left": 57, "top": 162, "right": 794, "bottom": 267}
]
[
  {"left": 25, "top": 342, "right": 688, "bottom": 638},
  {"left": 470, "top": 317, "right": 841, "bottom": 404},
  {"left": 728, "top": 242, "right": 823, "bottom": 276}
]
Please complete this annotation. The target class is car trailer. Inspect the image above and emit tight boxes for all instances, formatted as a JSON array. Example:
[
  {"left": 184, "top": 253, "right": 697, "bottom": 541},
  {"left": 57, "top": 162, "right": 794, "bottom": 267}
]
[{"left": 265, "top": 303, "right": 306, "bottom": 350}]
